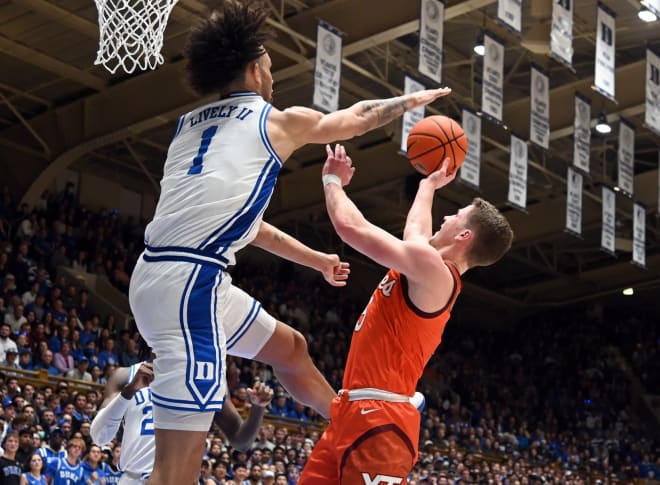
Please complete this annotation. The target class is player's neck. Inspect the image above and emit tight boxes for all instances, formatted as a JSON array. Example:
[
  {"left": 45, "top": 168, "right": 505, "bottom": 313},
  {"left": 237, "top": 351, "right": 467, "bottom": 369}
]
[
  {"left": 439, "top": 249, "right": 468, "bottom": 275},
  {"left": 219, "top": 79, "right": 259, "bottom": 99}
]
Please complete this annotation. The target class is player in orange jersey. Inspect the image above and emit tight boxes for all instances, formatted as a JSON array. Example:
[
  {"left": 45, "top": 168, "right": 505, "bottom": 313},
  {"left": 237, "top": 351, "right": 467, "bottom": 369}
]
[{"left": 298, "top": 144, "right": 514, "bottom": 485}]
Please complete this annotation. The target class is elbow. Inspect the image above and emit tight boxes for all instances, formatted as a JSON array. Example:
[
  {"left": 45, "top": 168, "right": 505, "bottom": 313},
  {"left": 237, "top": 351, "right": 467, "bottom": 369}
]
[
  {"left": 229, "top": 438, "right": 251, "bottom": 453},
  {"left": 333, "top": 218, "right": 361, "bottom": 245},
  {"left": 351, "top": 118, "right": 370, "bottom": 138},
  {"left": 89, "top": 424, "right": 105, "bottom": 446}
]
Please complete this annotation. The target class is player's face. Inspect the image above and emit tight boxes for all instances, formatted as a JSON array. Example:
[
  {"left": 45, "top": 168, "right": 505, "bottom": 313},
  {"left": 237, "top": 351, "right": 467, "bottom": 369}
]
[
  {"left": 432, "top": 204, "right": 474, "bottom": 246},
  {"left": 257, "top": 53, "right": 274, "bottom": 103}
]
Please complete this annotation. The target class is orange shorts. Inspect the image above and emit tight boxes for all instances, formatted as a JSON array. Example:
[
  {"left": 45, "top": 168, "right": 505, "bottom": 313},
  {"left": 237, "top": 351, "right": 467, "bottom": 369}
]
[{"left": 299, "top": 394, "right": 420, "bottom": 485}]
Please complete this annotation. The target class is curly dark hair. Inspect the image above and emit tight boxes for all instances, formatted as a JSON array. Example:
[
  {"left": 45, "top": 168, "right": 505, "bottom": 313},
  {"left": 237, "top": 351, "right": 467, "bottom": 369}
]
[{"left": 184, "top": 0, "right": 274, "bottom": 96}]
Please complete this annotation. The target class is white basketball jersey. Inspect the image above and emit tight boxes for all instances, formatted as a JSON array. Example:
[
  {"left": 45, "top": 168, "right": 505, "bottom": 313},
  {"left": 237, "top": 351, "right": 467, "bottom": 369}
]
[
  {"left": 120, "top": 364, "right": 155, "bottom": 475},
  {"left": 144, "top": 92, "right": 283, "bottom": 266}
]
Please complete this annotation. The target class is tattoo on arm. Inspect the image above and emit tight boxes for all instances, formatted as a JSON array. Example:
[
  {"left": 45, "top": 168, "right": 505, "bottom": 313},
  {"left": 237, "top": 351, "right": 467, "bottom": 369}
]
[{"left": 357, "top": 97, "right": 409, "bottom": 129}]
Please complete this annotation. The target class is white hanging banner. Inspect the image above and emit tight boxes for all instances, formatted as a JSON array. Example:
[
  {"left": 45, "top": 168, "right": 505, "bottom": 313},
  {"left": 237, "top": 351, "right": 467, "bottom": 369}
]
[
  {"left": 507, "top": 134, "right": 528, "bottom": 210},
  {"left": 530, "top": 65, "right": 550, "bottom": 149},
  {"left": 550, "top": 0, "right": 573, "bottom": 67},
  {"left": 401, "top": 76, "right": 426, "bottom": 153},
  {"left": 601, "top": 186, "right": 616, "bottom": 255},
  {"left": 418, "top": 0, "right": 445, "bottom": 84},
  {"left": 573, "top": 94, "right": 591, "bottom": 174},
  {"left": 566, "top": 167, "right": 583, "bottom": 237},
  {"left": 642, "top": 0, "right": 660, "bottom": 17},
  {"left": 459, "top": 108, "right": 482, "bottom": 190},
  {"left": 313, "top": 21, "right": 342, "bottom": 113},
  {"left": 497, "top": 0, "right": 522, "bottom": 34},
  {"left": 633, "top": 203, "right": 646, "bottom": 268},
  {"left": 617, "top": 119, "right": 635, "bottom": 197},
  {"left": 482, "top": 33, "right": 505, "bottom": 122},
  {"left": 594, "top": 3, "right": 616, "bottom": 102},
  {"left": 645, "top": 48, "right": 660, "bottom": 136}
]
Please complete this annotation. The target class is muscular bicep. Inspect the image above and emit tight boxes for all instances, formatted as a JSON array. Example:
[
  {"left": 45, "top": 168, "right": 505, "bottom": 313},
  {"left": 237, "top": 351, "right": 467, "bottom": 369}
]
[{"left": 270, "top": 107, "right": 365, "bottom": 150}]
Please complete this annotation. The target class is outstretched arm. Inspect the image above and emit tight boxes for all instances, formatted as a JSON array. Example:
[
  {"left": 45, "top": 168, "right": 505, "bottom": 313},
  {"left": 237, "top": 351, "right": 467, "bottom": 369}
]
[
  {"left": 213, "top": 381, "right": 274, "bottom": 452},
  {"left": 90, "top": 363, "right": 154, "bottom": 445},
  {"left": 403, "top": 159, "right": 456, "bottom": 242},
  {"left": 322, "top": 144, "right": 439, "bottom": 277},
  {"left": 271, "top": 88, "right": 451, "bottom": 151},
  {"left": 250, "top": 221, "right": 350, "bottom": 287}
]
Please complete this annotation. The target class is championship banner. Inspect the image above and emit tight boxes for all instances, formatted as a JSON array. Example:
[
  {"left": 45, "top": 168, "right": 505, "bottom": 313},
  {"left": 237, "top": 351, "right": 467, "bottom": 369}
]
[
  {"left": 601, "top": 186, "right": 616, "bottom": 255},
  {"left": 573, "top": 94, "right": 591, "bottom": 174},
  {"left": 497, "top": 0, "right": 522, "bottom": 34},
  {"left": 646, "top": 48, "right": 660, "bottom": 136},
  {"left": 401, "top": 76, "right": 426, "bottom": 153},
  {"left": 594, "top": 3, "right": 616, "bottom": 102},
  {"left": 507, "top": 134, "right": 528, "bottom": 211},
  {"left": 418, "top": 0, "right": 445, "bottom": 84},
  {"left": 459, "top": 108, "right": 482, "bottom": 190},
  {"left": 566, "top": 167, "right": 583, "bottom": 236},
  {"left": 313, "top": 21, "right": 342, "bottom": 113},
  {"left": 633, "top": 203, "right": 646, "bottom": 268},
  {"left": 530, "top": 65, "right": 550, "bottom": 149},
  {"left": 642, "top": 0, "right": 660, "bottom": 17},
  {"left": 482, "top": 33, "right": 505, "bottom": 122},
  {"left": 550, "top": 0, "right": 573, "bottom": 67},
  {"left": 617, "top": 119, "right": 635, "bottom": 197}
]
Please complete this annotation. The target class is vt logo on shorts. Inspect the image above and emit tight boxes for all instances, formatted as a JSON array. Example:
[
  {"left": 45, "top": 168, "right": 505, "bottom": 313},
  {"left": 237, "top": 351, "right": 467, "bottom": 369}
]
[{"left": 361, "top": 473, "right": 403, "bottom": 484}]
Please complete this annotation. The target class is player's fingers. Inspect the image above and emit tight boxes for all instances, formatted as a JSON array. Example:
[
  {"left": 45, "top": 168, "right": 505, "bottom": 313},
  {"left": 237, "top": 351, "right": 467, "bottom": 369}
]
[
  {"left": 325, "top": 144, "right": 335, "bottom": 158},
  {"left": 440, "top": 157, "right": 451, "bottom": 174},
  {"left": 345, "top": 155, "right": 353, "bottom": 167}
]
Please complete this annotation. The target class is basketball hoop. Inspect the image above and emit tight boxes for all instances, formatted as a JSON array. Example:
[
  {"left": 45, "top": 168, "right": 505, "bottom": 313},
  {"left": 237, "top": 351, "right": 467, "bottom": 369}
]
[{"left": 94, "top": 0, "right": 180, "bottom": 74}]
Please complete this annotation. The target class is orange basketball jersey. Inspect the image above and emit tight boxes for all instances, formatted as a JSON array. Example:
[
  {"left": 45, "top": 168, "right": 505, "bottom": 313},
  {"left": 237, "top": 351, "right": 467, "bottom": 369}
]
[{"left": 342, "top": 266, "right": 461, "bottom": 396}]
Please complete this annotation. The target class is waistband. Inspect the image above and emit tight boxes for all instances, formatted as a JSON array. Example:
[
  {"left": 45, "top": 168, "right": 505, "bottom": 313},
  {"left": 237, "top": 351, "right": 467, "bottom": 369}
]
[
  {"left": 338, "top": 388, "right": 411, "bottom": 403},
  {"left": 122, "top": 470, "right": 151, "bottom": 481},
  {"left": 142, "top": 245, "right": 228, "bottom": 271}
]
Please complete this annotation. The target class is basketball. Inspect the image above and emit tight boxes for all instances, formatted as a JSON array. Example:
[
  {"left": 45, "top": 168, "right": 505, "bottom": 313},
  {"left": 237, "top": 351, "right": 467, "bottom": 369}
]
[{"left": 406, "top": 115, "right": 468, "bottom": 176}]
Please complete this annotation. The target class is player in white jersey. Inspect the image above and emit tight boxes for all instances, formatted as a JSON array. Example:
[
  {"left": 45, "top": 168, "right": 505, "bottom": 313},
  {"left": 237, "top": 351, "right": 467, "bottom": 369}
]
[
  {"left": 90, "top": 362, "right": 274, "bottom": 485},
  {"left": 127, "top": 2, "right": 451, "bottom": 484}
]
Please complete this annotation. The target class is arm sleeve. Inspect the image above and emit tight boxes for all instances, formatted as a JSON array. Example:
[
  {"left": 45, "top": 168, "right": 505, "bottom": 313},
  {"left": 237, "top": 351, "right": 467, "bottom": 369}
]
[{"left": 90, "top": 392, "right": 132, "bottom": 445}]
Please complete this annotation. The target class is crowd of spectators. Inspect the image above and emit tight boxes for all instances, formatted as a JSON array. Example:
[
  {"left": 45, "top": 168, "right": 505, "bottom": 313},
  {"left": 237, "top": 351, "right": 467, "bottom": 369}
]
[{"left": 0, "top": 183, "right": 658, "bottom": 484}]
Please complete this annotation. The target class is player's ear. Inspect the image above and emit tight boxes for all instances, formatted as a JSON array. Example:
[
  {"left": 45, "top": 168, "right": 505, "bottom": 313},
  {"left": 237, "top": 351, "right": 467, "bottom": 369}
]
[
  {"left": 455, "top": 229, "right": 472, "bottom": 242},
  {"left": 250, "top": 60, "right": 262, "bottom": 85}
]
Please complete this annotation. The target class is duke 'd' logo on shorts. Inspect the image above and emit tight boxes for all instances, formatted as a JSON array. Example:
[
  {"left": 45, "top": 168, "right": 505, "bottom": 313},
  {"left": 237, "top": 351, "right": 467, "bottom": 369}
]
[
  {"left": 195, "top": 361, "right": 215, "bottom": 380},
  {"left": 361, "top": 473, "right": 403, "bottom": 484}
]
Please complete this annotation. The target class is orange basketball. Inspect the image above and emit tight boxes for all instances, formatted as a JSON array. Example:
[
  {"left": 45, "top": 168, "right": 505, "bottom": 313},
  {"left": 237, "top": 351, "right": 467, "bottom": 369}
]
[{"left": 406, "top": 115, "right": 468, "bottom": 176}]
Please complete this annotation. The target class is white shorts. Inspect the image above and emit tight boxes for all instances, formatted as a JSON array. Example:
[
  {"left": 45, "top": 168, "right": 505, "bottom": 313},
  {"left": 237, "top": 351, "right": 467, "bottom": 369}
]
[{"left": 129, "top": 255, "right": 276, "bottom": 426}]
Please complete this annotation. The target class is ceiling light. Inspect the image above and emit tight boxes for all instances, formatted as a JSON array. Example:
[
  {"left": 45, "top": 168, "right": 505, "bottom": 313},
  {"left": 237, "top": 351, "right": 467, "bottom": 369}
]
[
  {"left": 473, "top": 35, "right": 485, "bottom": 56},
  {"left": 638, "top": 7, "right": 657, "bottom": 22},
  {"left": 595, "top": 113, "right": 612, "bottom": 134},
  {"left": 622, "top": 288, "right": 634, "bottom": 296},
  {"left": 613, "top": 186, "right": 621, "bottom": 192}
]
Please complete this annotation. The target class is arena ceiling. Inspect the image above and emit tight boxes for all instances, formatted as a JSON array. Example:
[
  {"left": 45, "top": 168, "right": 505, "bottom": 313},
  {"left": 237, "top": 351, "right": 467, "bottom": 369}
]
[{"left": 0, "top": 0, "right": 659, "bottom": 322}]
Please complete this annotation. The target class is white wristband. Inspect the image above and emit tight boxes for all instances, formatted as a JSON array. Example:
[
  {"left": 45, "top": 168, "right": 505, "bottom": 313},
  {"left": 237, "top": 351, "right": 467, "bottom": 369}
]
[{"left": 322, "top": 174, "right": 342, "bottom": 187}]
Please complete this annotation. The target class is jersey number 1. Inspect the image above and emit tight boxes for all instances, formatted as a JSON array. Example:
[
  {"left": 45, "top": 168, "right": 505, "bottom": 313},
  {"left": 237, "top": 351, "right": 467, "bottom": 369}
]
[{"left": 188, "top": 126, "right": 218, "bottom": 175}]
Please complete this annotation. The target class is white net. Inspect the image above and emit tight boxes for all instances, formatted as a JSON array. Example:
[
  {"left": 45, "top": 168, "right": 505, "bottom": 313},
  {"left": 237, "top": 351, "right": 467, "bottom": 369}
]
[{"left": 94, "top": 0, "right": 180, "bottom": 75}]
